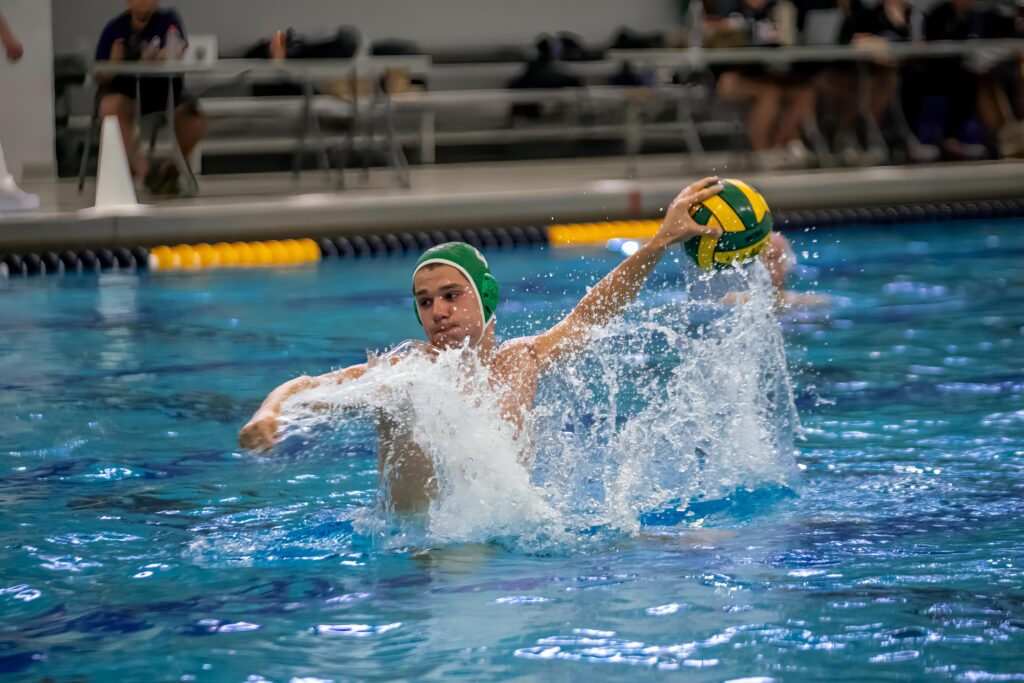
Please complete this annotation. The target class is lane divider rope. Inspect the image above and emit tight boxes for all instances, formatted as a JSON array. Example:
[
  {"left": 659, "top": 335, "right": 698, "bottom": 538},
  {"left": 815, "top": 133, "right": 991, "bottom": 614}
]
[
  {"left": 2, "top": 198, "right": 1022, "bottom": 278},
  {"left": 549, "top": 199, "right": 1024, "bottom": 247}
]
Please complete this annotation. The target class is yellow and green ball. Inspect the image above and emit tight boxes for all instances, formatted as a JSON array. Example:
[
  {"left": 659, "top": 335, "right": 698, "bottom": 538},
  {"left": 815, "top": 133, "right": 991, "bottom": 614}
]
[{"left": 684, "top": 178, "right": 773, "bottom": 270}]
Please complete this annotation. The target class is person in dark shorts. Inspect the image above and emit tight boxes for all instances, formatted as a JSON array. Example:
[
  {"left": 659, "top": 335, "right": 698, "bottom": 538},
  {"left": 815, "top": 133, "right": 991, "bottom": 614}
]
[
  {"left": 703, "top": 0, "right": 818, "bottom": 165},
  {"left": 905, "top": 0, "right": 1023, "bottom": 158},
  {"left": 95, "top": 0, "right": 205, "bottom": 194},
  {"left": 822, "top": 0, "right": 915, "bottom": 163}
]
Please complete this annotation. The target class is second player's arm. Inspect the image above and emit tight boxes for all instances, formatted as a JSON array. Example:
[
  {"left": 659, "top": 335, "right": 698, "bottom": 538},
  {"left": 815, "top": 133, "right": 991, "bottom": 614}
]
[{"left": 530, "top": 177, "right": 724, "bottom": 368}]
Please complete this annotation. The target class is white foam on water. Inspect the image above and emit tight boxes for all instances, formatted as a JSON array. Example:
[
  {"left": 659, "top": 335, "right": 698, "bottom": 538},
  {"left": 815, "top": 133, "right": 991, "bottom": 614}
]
[
  {"left": 284, "top": 343, "right": 567, "bottom": 548},
  {"left": 281, "top": 260, "right": 799, "bottom": 550}
]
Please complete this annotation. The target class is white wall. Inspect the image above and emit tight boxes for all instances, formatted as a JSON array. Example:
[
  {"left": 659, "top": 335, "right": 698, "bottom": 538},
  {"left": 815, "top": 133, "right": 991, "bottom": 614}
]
[
  {"left": 0, "top": 0, "right": 55, "bottom": 180},
  {"left": 52, "top": 0, "right": 680, "bottom": 56}
]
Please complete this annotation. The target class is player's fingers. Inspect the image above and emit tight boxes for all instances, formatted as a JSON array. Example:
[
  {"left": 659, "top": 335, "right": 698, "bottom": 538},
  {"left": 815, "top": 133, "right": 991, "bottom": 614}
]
[
  {"left": 682, "top": 176, "right": 719, "bottom": 197},
  {"left": 690, "top": 183, "right": 724, "bottom": 205},
  {"left": 673, "top": 178, "right": 720, "bottom": 209},
  {"left": 695, "top": 222, "right": 724, "bottom": 238}
]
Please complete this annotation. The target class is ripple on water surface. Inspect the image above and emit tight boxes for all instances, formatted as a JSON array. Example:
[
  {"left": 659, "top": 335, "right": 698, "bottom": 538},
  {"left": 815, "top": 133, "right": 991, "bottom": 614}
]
[{"left": 0, "top": 219, "right": 1022, "bottom": 680}]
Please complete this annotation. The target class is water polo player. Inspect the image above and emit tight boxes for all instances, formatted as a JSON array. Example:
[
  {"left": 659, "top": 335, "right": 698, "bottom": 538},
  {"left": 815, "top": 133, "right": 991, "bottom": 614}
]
[{"left": 239, "top": 177, "right": 724, "bottom": 512}]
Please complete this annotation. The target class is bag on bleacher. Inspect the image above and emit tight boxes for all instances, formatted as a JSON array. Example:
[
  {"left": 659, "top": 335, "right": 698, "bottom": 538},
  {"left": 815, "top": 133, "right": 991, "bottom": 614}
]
[{"left": 242, "top": 26, "right": 364, "bottom": 97}]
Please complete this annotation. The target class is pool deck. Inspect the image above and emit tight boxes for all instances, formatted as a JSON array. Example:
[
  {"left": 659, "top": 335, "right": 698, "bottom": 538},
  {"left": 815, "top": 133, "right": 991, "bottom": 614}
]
[{"left": 1, "top": 154, "right": 1022, "bottom": 251}]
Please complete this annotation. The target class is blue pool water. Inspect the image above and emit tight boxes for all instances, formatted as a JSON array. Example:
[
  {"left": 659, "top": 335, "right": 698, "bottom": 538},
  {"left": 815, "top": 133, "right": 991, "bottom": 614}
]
[{"left": 1, "top": 219, "right": 1023, "bottom": 681}]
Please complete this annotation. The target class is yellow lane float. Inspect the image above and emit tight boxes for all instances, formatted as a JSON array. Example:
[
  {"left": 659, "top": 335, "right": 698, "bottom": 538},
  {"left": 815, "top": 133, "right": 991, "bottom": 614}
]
[{"left": 148, "top": 238, "right": 321, "bottom": 272}]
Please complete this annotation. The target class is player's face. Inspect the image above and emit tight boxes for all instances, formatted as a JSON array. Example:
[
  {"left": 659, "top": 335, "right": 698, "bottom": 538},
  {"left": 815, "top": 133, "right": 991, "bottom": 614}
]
[
  {"left": 126, "top": 0, "right": 159, "bottom": 23},
  {"left": 413, "top": 265, "right": 485, "bottom": 349}
]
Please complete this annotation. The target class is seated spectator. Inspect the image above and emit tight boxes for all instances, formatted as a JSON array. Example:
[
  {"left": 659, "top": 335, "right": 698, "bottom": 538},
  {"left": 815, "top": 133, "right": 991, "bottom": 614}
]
[
  {"left": 825, "top": 0, "right": 915, "bottom": 163},
  {"left": 980, "top": 0, "right": 1024, "bottom": 156},
  {"left": 703, "top": 0, "right": 818, "bottom": 166},
  {"left": 0, "top": 12, "right": 40, "bottom": 212},
  {"left": 95, "top": 0, "right": 206, "bottom": 195},
  {"left": 906, "top": 0, "right": 1023, "bottom": 158}
]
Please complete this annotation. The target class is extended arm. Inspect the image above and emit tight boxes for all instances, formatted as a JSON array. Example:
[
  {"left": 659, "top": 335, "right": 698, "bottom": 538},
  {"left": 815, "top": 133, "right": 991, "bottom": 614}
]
[
  {"left": 531, "top": 177, "right": 724, "bottom": 368},
  {"left": 238, "top": 364, "right": 367, "bottom": 451}
]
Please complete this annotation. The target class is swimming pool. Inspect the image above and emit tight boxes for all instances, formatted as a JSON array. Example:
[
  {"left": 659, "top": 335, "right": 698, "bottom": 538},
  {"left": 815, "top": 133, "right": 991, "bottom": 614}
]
[{"left": 2, "top": 218, "right": 1022, "bottom": 681}]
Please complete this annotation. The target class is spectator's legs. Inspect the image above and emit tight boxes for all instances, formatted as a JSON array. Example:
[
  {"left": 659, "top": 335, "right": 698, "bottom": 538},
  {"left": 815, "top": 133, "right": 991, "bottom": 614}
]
[
  {"left": 944, "top": 67, "right": 977, "bottom": 144},
  {"left": 717, "top": 72, "right": 781, "bottom": 151},
  {"left": 773, "top": 82, "right": 816, "bottom": 148},
  {"left": 269, "top": 31, "right": 286, "bottom": 60},
  {"left": 825, "top": 68, "right": 859, "bottom": 130},
  {"left": 978, "top": 70, "right": 1024, "bottom": 157},
  {"left": 818, "top": 67, "right": 864, "bottom": 162},
  {"left": 99, "top": 93, "right": 147, "bottom": 179},
  {"left": 1016, "top": 56, "right": 1024, "bottom": 119},
  {"left": 173, "top": 104, "right": 206, "bottom": 160},
  {"left": 977, "top": 73, "right": 1016, "bottom": 134},
  {"left": 141, "top": 103, "right": 206, "bottom": 196},
  {"left": 869, "top": 65, "right": 899, "bottom": 125},
  {"left": 900, "top": 63, "right": 928, "bottom": 141}
]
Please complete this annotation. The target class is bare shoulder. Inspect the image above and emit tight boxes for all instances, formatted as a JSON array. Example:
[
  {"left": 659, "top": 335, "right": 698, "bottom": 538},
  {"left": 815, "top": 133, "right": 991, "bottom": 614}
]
[
  {"left": 491, "top": 337, "right": 543, "bottom": 394},
  {"left": 497, "top": 336, "right": 539, "bottom": 359},
  {"left": 494, "top": 336, "right": 541, "bottom": 372}
]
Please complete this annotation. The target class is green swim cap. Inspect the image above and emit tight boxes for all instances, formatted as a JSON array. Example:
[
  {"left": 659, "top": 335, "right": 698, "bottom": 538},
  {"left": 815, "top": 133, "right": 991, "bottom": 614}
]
[{"left": 412, "top": 242, "right": 499, "bottom": 326}]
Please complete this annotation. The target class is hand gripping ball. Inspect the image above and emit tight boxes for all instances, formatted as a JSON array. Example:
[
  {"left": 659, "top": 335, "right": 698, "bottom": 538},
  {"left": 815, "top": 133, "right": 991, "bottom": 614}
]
[{"left": 684, "top": 178, "right": 773, "bottom": 270}]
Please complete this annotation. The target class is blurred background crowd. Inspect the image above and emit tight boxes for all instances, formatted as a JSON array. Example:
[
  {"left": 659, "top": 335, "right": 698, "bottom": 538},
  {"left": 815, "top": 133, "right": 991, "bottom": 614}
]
[{"left": 4, "top": 0, "right": 1024, "bottom": 196}]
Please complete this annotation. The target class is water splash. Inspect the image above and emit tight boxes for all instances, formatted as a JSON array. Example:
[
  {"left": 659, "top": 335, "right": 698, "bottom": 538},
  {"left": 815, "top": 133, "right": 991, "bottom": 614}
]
[
  {"left": 285, "top": 343, "right": 564, "bottom": 548},
  {"left": 281, "top": 260, "right": 798, "bottom": 550}
]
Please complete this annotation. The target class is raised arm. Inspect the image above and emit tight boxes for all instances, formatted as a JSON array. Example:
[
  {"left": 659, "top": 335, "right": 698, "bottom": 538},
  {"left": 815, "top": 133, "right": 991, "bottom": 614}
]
[
  {"left": 238, "top": 364, "right": 367, "bottom": 452},
  {"left": 530, "top": 177, "right": 724, "bottom": 368}
]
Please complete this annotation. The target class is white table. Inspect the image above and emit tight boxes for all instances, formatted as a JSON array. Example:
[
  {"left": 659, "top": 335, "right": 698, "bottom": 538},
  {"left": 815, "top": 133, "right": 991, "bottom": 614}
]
[{"left": 90, "top": 56, "right": 433, "bottom": 191}]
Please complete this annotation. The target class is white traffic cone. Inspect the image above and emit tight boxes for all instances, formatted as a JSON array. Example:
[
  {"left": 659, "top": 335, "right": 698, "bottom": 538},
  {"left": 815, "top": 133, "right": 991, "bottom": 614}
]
[
  {"left": 0, "top": 139, "right": 40, "bottom": 213},
  {"left": 91, "top": 114, "right": 141, "bottom": 213}
]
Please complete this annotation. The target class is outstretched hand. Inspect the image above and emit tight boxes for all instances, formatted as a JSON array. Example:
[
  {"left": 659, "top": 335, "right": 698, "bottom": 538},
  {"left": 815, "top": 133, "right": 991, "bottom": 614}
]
[
  {"left": 650, "top": 177, "right": 725, "bottom": 250},
  {"left": 237, "top": 375, "right": 320, "bottom": 452},
  {"left": 238, "top": 411, "right": 279, "bottom": 452},
  {"left": 109, "top": 38, "right": 126, "bottom": 62}
]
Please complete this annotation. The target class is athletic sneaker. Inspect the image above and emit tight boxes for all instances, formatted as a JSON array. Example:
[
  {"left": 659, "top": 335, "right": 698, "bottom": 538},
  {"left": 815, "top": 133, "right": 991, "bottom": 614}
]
[
  {"left": 998, "top": 122, "right": 1024, "bottom": 159},
  {"left": 0, "top": 177, "right": 40, "bottom": 213},
  {"left": 835, "top": 130, "right": 864, "bottom": 166},
  {"left": 754, "top": 147, "right": 789, "bottom": 170},
  {"left": 784, "top": 139, "right": 814, "bottom": 168}
]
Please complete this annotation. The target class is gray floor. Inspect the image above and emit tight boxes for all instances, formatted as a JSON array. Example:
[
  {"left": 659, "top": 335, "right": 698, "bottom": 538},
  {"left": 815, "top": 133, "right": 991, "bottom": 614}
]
[{"left": 2, "top": 154, "right": 1023, "bottom": 252}]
